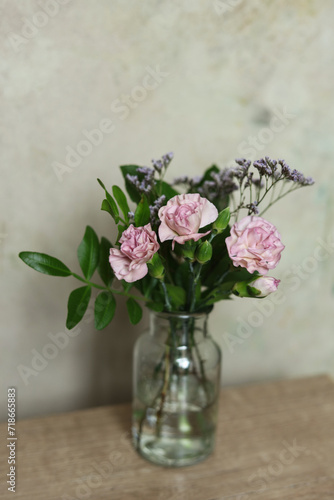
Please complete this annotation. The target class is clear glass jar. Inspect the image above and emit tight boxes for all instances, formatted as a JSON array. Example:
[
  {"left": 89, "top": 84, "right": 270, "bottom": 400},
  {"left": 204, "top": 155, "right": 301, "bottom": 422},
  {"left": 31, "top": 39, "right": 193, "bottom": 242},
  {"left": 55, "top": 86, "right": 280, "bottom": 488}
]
[{"left": 132, "top": 311, "right": 221, "bottom": 467}]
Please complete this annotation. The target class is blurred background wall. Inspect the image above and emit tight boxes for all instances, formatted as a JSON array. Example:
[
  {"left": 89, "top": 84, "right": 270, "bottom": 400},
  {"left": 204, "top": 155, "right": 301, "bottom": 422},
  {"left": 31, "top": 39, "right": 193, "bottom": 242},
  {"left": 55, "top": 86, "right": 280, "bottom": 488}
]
[{"left": 1, "top": 0, "right": 334, "bottom": 421}]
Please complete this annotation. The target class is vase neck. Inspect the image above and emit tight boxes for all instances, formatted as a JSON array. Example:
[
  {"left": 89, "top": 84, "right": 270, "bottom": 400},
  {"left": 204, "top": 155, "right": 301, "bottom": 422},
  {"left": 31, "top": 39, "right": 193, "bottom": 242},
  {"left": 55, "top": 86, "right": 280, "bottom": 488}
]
[{"left": 149, "top": 312, "right": 209, "bottom": 344}]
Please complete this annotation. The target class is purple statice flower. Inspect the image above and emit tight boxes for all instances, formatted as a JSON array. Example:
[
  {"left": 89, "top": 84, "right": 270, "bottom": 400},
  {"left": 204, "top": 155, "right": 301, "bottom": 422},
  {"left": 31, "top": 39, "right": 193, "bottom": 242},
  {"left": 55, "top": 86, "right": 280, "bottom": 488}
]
[
  {"left": 152, "top": 152, "right": 174, "bottom": 173},
  {"left": 210, "top": 168, "right": 239, "bottom": 198},
  {"left": 126, "top": 174, "right": 140, "bottom": 187},
  {"left": 137, "top": 166, "right": 155, "bottom": 179},
  {"left": 163, "top": 152, "right": 174, "bottom": 162},
  {"left": 278, "top": 159, "right": 291, "bottom": 178},
  {"left": 126, "top": 165, "right": 156, "bottom": 196},
  {"left": 265, "top": 156, "right": 278, "bottom": 172},
  {"left": 172, "top": 174, "right": 204, "bottom": 191},
  {"left": 126, "top": 173, "right": 152, "bottom": 196},
  {"left": 197, "top": 180, "right": 215, "bottom": 200},
  {"left": 190, "top": 175, "right": 204, "bottom": 186},
  {"left": 277, "top": 159, "right": 314, "bottom": 186},
  {"left": 253, "top": 158, "right": 272, "bottom": 176},
  {"left": 246, "top": 201, "right": 259, "bottom": 215},
  {"left": 127, "top": 211, "right": 135, "bottom": 224},
  {"left": 244, "top": 172, "right": 253, "bottom": 188},
  {"left": 149, "top": 195, "right": 166, "bottom": 225},
  {"left": 234, "top": 158, "right": 251, "bottom": 181},
  {"left": 152, "top": 159, "right": 163, "bottom": 172},
  {"left": 139, "top": 181, "right": 153, "bottom": 195},
  {"left": 235, "top": 158, "right": 251, "bottom": 168},
  {"left": 289, "top": 169, "right": 302, "bottom": 182},
  {"left": 173, "top": 176, "right": 189, "bottom": 185},
  {"left": 301, "top": 176, "right": 315, "bottom": 186}
]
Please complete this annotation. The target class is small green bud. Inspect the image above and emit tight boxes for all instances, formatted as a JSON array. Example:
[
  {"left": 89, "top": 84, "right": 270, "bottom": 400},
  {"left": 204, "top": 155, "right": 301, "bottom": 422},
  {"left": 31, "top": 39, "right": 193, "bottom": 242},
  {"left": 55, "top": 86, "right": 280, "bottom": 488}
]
[
  {"left": 147, "top": 253, "right": 165, "bottom": 280},
  {"left": 213, "top": 207, "right": 230, "bottom": 233},
  {"left": 195, "top": 241, "right": 213, "bottom": 264}
]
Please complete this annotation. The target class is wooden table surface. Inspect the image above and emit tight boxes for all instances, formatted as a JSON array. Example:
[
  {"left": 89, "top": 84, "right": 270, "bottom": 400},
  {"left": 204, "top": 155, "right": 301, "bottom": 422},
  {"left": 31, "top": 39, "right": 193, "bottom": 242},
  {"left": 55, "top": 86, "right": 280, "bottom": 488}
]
[{"left": 1, "top": 375, "right": 334, "bottom": 500}]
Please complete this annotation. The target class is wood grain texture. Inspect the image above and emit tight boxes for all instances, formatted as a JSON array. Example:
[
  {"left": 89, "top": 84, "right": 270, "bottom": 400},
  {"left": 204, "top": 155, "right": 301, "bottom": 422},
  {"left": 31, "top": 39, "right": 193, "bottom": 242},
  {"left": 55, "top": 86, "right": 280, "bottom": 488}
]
[{"left": 1, "top": 375, "right": 334, "bottom": 500}]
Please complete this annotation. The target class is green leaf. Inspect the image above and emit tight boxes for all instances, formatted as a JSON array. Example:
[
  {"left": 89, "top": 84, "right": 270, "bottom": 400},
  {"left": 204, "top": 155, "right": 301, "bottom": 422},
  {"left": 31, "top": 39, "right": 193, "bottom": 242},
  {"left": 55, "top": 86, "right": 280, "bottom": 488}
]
[
  {"left": 126, "top": 298, "right": 143, "bottom": 325},
  {"left": 98, "top": 236, "right": 114, "bottom": 287},
  {"left": 202, "top": 255, "right": 230, "bottom": 288},
  {"left": 156, "top": 181, "right": 179, "bottom": 201},
  {"left": 143, "top": 276, "right": 159, "bottom": 298},
  {"left": 133, "top": 274, "right": 158, "bottom": 298},
  {"left": 66, "top": 286, "right": 91, "bottom": 329},
  {"left": 19, "top": 252, "right": 71, "bottom": 277},
  {"left": 94, "top": 291, "right": 116, "bottom": 330},
  {"left": 165, "top": 284, "right": 186, "bottom": 308},
  {"left": 101, "top": 199, "right": 114, "bottom": 216},
  {"left": 134, "top": 195, "right": 151, "bottom": 227},
  {"left": 98, "top": 179, "right": 120, "bottom": 223},
  {"left": 77, "top": 226, "right": 100, "bottom": 280},
  {"left": 201, "top": 228, "right": 230, "bottom": 287},
  {"left": 120, "top": 165, "right": 144, "bottom": 203},
  {"left": 221, "top": 268, "right": 259, "bottom": 285},
  {"left": 203, "top": 295, "right": 232, "bottom": 305},
  {"left": 112, "top": 185, "right": 130, "bottom": 223},
  {"left": 202, "top": 282, "right": 234, "bottom": 304},
  {"left": 105, "top": 193, "right": 119, "bottom": 221}
]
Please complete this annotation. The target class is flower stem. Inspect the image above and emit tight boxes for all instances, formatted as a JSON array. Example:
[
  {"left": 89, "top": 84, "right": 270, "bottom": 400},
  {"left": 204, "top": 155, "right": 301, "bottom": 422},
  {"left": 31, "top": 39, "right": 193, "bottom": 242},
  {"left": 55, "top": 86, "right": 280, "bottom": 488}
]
[
  {"left": 161, "top": 280, "right": 172, "bottom": 311},
  {"left": 190, "top": 263, "right": 202, "bottom": 312},
  {"left": 155, "top": 343, "right": 171, "bottom": 437},
  {"left": 187, "top": 261, "right": 195, "bottom": 311},
  {"left": 256, "top": 175, "right": 282, "bottom": 206},
  {"left": 70, "top": 273, "right": 150, "bottom": 302},
  {"left": 260, "top": 184, "right": 301, "bottom": 216}
]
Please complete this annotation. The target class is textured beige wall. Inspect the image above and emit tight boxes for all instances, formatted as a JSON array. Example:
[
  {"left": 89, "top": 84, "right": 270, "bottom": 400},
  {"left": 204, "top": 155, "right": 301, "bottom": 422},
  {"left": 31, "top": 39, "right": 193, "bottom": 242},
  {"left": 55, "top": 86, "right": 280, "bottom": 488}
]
[{"left": 1, "top": 0, "right": 334, "bottom": 421}]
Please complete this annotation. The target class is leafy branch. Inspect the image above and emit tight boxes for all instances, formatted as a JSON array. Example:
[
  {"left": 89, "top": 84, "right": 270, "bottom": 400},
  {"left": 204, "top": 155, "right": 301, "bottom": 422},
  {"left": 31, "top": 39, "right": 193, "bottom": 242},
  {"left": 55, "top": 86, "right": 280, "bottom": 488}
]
[{"left": 19, "top": 225, "right": 146, "bottom": 330}]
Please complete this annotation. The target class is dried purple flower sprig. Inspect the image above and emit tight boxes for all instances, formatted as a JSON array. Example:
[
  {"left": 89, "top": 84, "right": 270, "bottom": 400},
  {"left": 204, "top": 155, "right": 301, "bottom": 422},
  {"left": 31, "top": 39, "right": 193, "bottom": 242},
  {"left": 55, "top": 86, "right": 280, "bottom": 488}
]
[
  {"left": 174, "top": 169, "right": 239, "bottom": 202},
  {"left": 126, "top": 152, "right": 174, "bottom": 198},
  {"left": 149, "top": 195, "right": 167, "bottom": 226},
  {"left": 249, "top": 157, "right": 314, "bottom": 216},
  {"left": 152, "top": 152, "right": 174, "bottom": 174},
  {"left": 126, "top": 167, "right": 155, "bottom": 196},
  {"left": 173, "top": 156, "right": 314, "bottom": 218},
  {"left": 125, "top": 153, "right": 174, "bottom": 227}
]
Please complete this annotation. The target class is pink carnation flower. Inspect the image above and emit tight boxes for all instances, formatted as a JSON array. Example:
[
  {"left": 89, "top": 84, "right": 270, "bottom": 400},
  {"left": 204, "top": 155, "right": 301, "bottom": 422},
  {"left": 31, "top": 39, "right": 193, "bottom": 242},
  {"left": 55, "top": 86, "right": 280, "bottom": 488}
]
[
  {"left": 158, "top": 193, "right": 218, "bottom": 249},
  {"left": 226, "top": 216, "right": 285, "bottom": 274},
  {"left": 109, "top": 224, "right": 159, "bottom": 283}
]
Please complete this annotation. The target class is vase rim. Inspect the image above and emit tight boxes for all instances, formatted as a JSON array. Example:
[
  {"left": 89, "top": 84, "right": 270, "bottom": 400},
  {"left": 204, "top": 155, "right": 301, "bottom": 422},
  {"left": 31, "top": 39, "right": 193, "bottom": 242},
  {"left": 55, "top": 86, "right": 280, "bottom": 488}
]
[{"left": 152, "top": 310, "right": 211, "bottom": 320}]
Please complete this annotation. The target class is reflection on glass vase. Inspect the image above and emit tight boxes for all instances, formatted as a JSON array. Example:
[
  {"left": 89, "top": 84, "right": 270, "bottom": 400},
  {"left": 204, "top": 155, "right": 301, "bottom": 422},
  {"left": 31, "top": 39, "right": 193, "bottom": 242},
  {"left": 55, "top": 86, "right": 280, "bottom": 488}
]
[{"left": 132, "top": 311, "right": 221, "bottom": 467}]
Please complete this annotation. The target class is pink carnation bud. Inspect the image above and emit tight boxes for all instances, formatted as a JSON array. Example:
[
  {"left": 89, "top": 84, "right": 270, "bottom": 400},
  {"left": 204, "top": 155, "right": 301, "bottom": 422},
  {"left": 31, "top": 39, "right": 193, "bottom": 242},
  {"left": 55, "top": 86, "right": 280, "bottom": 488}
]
[{"left": 249, "top": 276, "right": 280, "bottom": 297}]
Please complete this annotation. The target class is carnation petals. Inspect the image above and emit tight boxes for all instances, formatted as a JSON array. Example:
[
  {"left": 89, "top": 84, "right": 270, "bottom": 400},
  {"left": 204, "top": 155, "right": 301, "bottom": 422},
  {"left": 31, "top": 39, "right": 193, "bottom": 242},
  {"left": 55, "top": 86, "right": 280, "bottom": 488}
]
[
  {"left": 109, "top": 224, "right": 159, "bottom": 283},
  {"left": 226, "top": 216, "right": 285, "bottom": 275},
  {"left": 158, "top": 193, "right": 218, "bottom": 248}
]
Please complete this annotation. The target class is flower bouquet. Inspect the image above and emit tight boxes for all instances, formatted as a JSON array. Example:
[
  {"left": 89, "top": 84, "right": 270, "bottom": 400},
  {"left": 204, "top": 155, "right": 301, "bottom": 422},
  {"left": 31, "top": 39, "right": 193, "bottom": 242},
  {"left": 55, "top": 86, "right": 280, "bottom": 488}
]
[{"left": 19, "top": 154, "right": 314, "bottom": 467}]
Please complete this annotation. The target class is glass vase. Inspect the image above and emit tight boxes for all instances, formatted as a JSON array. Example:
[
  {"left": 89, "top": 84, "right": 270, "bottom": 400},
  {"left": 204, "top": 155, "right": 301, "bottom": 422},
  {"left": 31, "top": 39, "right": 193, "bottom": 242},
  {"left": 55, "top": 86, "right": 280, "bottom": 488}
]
[{"left": 132, "top": 311, "right": 221, "bottom": 467}]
